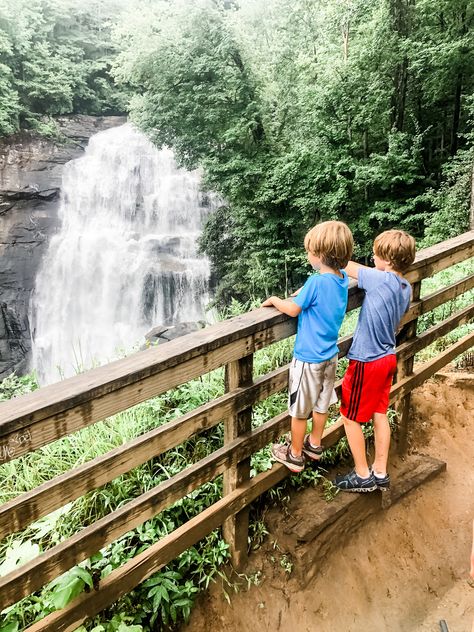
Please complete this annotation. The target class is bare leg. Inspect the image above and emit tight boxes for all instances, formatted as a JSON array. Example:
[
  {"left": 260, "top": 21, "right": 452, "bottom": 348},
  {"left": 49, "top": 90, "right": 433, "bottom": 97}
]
[
  {"left": 342, "top": 415, "right": 370, "bottom": 478},
  {"left": 372, "top": 412, "right": 391, "bottom": 475},
  {"left": 290, "top": 417, "right": 307, "bottom": 457},
  {"left": 310, "top": 411, "right": 328, "bottom": 446}
]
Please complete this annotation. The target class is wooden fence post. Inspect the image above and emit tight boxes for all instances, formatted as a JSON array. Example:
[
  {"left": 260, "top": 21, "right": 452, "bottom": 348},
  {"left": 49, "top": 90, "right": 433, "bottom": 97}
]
[
  {"left": 396, "top": 281, "right": 422, "bottom": 453},
  {"left": 222, "top": 354, "right": 253, "bottom": 569}
]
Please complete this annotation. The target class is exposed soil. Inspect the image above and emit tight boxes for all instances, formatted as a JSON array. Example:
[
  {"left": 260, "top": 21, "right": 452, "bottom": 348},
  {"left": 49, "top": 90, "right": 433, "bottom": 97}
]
[{"left": 186, "top": 370, "right": 474, "bottom": 632}]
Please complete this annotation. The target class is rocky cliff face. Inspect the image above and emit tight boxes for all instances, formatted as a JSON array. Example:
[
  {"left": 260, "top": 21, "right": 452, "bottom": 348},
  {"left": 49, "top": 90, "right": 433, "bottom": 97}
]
[{"left": 0, "top": 115, "right": 126, "bottom": 378}]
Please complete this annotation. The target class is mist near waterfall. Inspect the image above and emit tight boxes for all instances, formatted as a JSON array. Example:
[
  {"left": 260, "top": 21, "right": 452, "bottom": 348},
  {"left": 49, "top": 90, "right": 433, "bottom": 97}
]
[{"left": 30, "top": 123, "right": 214, "bottom": 385}]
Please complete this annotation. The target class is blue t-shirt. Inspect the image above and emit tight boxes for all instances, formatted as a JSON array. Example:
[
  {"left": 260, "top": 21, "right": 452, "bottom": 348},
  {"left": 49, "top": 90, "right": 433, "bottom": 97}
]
[
  {"left": 347, "top": 268, "right": 411, "bottom": 362},
  {"left": 293, "top": 271, "right": 349, "bottom": 363}
]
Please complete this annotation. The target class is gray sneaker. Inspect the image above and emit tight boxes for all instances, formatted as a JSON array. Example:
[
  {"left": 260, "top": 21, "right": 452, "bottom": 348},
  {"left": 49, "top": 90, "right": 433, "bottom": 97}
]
[
  {"left": 302, "top": 434, "right": 324, "bottom": 461},
  {"left": 271, "top": 442, "right": 305, "bottom": 473}
]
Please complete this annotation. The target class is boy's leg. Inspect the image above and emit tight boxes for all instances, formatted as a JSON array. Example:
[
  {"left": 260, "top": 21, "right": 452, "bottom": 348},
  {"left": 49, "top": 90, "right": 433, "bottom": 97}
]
[
  {"left": 291, "top": 416, "right": 307, "bottom": 457},
  {"left": 372, "top": 412, "right": 390, "bottom": 475},
  {"left": 342, "top": 415, "right": 370, "bottom": 478},
  {"left": 310, "top": 411, "right": 328, "bottom": 447}
]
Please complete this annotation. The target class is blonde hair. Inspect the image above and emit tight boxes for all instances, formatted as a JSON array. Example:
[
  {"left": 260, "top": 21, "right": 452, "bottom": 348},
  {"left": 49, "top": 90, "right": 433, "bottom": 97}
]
[
  {"left": 374, "top": 229, "right": 416, "bottom": 273},
  {"left": 304, "top": 221, "right": 353, "bottom": 270}
]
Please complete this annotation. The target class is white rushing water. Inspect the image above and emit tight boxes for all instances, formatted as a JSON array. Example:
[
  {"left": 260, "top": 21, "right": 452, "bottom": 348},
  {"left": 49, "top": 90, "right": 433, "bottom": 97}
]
[{"left": 30, "top": 123, "right": 214, "bottom": 384}]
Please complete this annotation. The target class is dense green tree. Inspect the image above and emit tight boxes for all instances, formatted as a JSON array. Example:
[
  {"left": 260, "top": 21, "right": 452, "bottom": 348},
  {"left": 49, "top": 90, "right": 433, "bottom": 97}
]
[
  {"left": 0, "top": 0, "right": 128, "bottom": 135},
  {"left": 113, "top": 0, "right": 472, "bottom": 301}
]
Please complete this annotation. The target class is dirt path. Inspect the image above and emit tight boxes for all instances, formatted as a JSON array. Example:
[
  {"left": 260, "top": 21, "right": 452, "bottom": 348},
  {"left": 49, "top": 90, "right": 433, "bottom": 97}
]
[{"left": 187, "top": 371, "right": 474, "bottom": 632}]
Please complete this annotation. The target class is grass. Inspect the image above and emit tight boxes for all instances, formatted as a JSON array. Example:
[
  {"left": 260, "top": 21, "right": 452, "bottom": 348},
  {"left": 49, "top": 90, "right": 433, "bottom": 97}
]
[{"left": 0, "top": 261, "right": 472, "bottom": 631}]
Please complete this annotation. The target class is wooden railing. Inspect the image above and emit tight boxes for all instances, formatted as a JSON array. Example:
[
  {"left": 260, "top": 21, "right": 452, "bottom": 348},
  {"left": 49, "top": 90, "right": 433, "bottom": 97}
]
[{"left": 0, "top": 231, "right": 473, "bottom": 632}]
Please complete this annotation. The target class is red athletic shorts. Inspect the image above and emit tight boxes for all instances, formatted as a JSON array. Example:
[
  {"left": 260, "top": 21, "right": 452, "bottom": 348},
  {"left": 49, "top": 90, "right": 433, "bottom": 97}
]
[{"left": 340, "top": 354, "right": 397, "bottom": 423}]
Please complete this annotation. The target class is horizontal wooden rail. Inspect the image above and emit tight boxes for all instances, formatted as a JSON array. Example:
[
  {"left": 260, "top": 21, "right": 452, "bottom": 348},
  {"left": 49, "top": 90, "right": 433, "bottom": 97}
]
[
  {"left": 400, "top": 273, "right": 474, "bottom": 327},
  {"left": 397, "top": 302, "right": 474, "bottom": 362},
  {"left": 405, "top": 230, "right": 474, "bottom": 283},
  {"left": 390, "top": 330, "right": 474, "bottom": 401},
  {"left": 24, "top": 465, "right": 290, "bottom": 632},
  {"left": 1, "top": 267, "right": 472, "bottom": 466},
  {"left": 0, "top": 232, "right": 471, "bottom": 463},
  {"left": 4, "top": 292, "right": 474, "bottom": 539},
  {"left": 0, "top": 366, "right": 289, "bottom": 539},
  {"left": 0, "top": 320, "right": 296, "bottom": 463}
]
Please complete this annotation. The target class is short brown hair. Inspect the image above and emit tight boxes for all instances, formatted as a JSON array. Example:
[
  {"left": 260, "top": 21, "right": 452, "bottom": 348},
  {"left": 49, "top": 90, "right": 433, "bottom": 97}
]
[
  {"left": 304, "top": 221, "right": 353, "bottom": 270},
  {"left": 374, "top": 229, "right": 416, "bottom": 273}
]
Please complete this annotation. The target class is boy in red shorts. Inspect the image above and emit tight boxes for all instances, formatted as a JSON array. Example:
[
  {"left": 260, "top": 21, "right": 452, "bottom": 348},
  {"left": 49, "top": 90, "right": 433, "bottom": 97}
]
[{"left": 334, "top": 229, "right": 416, "bottom": 492}]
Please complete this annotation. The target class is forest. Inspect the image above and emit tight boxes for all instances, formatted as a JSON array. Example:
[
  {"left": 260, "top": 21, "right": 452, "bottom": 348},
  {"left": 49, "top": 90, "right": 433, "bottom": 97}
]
[{"left": 1, "top": 0, "right": 473, "bottom": 302}]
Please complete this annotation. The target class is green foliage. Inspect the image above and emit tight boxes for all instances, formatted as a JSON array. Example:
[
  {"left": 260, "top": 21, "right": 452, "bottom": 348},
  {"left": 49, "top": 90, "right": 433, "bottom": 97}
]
[
  {"left": 0, "top": 0, "right": 128, "bottom": 135},
  {"left": 113, "top": 0, "right": 474, "bottom": 302}
]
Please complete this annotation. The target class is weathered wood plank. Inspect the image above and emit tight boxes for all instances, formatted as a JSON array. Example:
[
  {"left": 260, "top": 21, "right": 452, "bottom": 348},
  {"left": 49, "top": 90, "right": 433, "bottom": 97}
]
[
  {"left": 24, "top": 465, "right": 289, "bottom": 632},
  {"left": 0, "top": 410, "right": 291, "bottom": 610},
  {"left": 0, "top": 366, "right": 289, "bottom": 539},
  {"left": 397, "top": 302, "right": 474, "bottom": 362},
  {"left": 390, "top": 330, "right": 474, "bottom": 401},
  {"left": 223, "top": 355, "right": 253, "bottom": 569},
  {"left": 0, "top": 397, "right": 350, "bottom": 610},
  {"left": 396, "top": 280, "right": 421, "bottom": 453},
  {"left": 399, "top": 273, "right": 474, "bottom": 328},
  {"left": 0, "top": 316, "right": 295, "bottom": 433},
  {"left": 292, "top": 456, "right": 446, "bottom": 587},
  {"left": 405, "top": 230, "right": 474, "bottom": 283},
  {"left": 0, "top": 320, "right": 296, "bottom": 462}
]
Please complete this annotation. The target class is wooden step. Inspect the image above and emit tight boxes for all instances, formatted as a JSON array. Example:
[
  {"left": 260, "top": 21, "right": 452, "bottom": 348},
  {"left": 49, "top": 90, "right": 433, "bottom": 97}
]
[{"left": 272, "top": 455, "right": 446, "bottom": 587}]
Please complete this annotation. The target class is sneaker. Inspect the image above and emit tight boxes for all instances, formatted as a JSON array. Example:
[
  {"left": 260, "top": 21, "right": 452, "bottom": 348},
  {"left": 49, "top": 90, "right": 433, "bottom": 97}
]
[
  {"left": 302, "top": 435, "right": 324, "bottom": 461},
  {"left": 372, "top": 471, "right": 390, "bottom": 491},
  {"left": 333, "top": 469, "right": 377, "bottom": 493},
  {"left": 271, "top": 442, "right": 305, "bottom": 473}
]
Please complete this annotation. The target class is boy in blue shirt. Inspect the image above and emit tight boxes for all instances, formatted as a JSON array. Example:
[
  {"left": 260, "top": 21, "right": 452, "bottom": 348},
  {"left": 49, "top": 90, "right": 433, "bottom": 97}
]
[
  {"left": 262, "top": 221, "right": 353, "bottom": 472},
  {"left": 334, "top": 229, "right": 416, "bottom": 492}
]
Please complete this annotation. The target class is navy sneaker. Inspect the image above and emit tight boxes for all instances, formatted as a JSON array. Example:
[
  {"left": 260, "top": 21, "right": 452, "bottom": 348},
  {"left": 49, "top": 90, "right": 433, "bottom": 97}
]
[
  {"left": 302, "top": 434, "right": 324, "bottom": 461},
  {"left": 333, "top": 470, "right": 377, "bottom": 493},
  {"left": 372, "top": 471, "right": 390, "bottom": 491}
]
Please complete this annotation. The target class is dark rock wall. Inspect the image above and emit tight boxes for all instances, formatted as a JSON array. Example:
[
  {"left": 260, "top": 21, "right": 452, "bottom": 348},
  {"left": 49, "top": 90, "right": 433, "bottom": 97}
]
[{"left": 0, "top": 115, "right": 127, "bottom": 378}]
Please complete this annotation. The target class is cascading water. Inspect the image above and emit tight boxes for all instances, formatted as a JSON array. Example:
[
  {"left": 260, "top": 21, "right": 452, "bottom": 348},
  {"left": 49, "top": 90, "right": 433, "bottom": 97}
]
[{"left": 30, "top": 123, "right": 215, "bottom": 385}]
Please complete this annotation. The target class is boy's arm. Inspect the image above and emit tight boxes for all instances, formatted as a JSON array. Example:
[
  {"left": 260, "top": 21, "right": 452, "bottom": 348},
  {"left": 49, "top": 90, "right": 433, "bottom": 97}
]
[
  {"left": 344, "top": 260, "right": 369, "bottom": 280},
  {"left": 261, "top": 296, "right": 302, "bottom": 317}
]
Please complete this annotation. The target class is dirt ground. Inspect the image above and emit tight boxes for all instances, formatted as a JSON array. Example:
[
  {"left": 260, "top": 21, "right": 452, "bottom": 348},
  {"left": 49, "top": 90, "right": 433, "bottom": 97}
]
[{"left": 186, "top": 370, "right": 474, "bottom": 632}]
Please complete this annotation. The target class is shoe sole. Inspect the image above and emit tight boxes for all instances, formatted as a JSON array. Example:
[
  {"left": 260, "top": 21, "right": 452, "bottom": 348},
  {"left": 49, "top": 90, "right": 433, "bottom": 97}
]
[
  {"left": 272, "top": 453, "right": 304, "bottom": 473},
  {"left": 302, "top": 448, "right": 322, "bottom": 461},
  {"left": 336, "top": 485, "right": 378, "bottom": 493}
]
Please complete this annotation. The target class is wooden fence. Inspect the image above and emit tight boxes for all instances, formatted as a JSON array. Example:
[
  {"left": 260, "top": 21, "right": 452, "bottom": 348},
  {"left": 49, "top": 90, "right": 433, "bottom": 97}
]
[{"left": 0, "top": 231, "right": 473, "bottom": 631}]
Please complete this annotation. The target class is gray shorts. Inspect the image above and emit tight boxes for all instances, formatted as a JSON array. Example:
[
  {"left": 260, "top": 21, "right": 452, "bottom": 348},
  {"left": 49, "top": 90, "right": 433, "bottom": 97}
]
[{"left": 288, "top": 355, "right": 338, "bottom": 418}]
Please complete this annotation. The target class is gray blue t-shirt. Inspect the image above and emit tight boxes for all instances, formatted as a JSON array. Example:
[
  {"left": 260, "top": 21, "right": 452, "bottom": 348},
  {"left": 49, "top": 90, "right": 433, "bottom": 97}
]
[
  {"left": 293, "top": 271, "right": 349, "bottom": 363},
  {"left": 347, "top": 268, "right": 411, "bottom": 362}
]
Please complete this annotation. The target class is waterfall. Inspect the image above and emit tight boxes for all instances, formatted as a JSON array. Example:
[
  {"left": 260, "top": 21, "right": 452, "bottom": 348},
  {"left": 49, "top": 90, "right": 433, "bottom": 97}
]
[{"left": 30, "top": 123, "right": 214, "bottom": 385}]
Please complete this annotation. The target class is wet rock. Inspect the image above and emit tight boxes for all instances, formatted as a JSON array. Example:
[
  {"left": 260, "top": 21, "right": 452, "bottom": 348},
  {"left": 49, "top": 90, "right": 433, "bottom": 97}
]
[
  {"left": 0, "top": 115, "right": 127, "bottom": 378},
  {"left": 141, "top": 321, "right": 206, "bottom": 349}
]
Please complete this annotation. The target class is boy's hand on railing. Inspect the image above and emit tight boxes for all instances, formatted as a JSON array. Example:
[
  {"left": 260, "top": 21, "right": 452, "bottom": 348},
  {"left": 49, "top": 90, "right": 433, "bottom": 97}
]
[{"left": 262, "top": 296, "right": 302, "bottom": 317}]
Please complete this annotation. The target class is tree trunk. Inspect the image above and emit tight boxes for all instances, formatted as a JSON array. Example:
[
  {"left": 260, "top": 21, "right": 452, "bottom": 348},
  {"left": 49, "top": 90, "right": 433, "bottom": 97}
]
[
  {"left": 450, "top": 73, "right": 462, "bottom": 155},
  {"left": 389, "top": 0, "right": 411, "bottom": 132}
]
